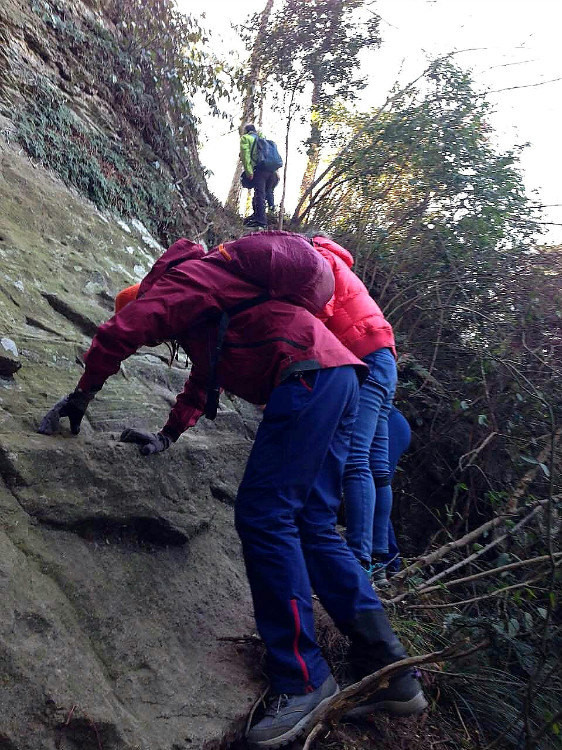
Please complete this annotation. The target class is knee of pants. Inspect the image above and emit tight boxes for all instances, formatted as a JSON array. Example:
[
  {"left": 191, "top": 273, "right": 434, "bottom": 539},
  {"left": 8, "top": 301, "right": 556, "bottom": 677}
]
[
  {"left": 298, "top": 519, "right": 335, "bottom": 546},
  {"left": 373, "top": 474, "right": 392, "bottom": 489},
  {"left": 235, "top": 501, "right": 293, "bottom": 542},
  {"left": 344, "top": 454, "right": 372, "bottom": 477}
]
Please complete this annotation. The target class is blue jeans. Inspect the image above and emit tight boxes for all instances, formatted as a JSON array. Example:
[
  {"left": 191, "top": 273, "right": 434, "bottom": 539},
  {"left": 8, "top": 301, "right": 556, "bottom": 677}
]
[
  {"left": 235, "top": 367, "right": 383, "bottom": 694},
  {"left": 382, "top": 407, "right": 411, "bottom": 572},
  {"left": 344, "top": 348, "right": 397, "bottom": 562}
]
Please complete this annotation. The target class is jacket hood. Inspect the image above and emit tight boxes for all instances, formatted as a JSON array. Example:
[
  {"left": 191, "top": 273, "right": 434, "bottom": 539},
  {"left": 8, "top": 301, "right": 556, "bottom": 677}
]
[
  {"left": 312, "top": 236, "right": 354, "bottom": 268},
  {"left": 138, "top": 238, "right": 206, "bottom": 298}
]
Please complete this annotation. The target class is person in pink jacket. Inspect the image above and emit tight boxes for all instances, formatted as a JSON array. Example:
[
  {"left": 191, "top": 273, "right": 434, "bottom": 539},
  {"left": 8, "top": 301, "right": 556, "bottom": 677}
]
[{"left": 311, "top": 234, "right": 397, "bottom": 586}]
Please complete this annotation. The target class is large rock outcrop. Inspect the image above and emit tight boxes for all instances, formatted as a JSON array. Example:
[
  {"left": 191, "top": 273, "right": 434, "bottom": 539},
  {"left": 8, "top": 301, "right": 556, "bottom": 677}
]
[{"left": 0, "top": 137, "right": 264, "bottom": 749}]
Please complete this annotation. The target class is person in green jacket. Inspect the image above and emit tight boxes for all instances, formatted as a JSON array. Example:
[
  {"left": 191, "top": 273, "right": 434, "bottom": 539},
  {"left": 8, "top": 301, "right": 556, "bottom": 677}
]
[{"left": 240, "top": 124, "right": 277, "bottom": 229}]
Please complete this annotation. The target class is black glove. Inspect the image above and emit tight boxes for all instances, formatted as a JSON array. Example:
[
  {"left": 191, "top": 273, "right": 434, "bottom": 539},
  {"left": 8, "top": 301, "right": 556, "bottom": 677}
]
[
  {"left": 38, "top": 389, "right": 95, "bottom": 435},
  {"left": 119, "top": 428, "right": 172, "bottom": 456}
]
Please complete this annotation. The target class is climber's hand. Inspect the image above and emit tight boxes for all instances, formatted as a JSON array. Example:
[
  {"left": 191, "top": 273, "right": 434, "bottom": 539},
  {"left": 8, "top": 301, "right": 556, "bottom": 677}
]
[
  {"left": 38, "top": 390, "right": 95, "bottom": 436},
  {"left": 119, "top": 428, "right": 171, "bottom": 456}
]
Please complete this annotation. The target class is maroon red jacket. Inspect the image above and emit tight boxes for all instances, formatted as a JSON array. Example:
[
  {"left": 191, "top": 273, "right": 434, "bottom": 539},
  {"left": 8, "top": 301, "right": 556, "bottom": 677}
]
[{"left": 78, "top": 232, "right": 367, "bottom": 441}]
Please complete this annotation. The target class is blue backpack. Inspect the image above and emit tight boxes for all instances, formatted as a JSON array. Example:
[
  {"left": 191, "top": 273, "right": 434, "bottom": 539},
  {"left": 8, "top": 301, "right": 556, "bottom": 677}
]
[{"left": 251, "top": 135, "right": 283, "bottom": 171}]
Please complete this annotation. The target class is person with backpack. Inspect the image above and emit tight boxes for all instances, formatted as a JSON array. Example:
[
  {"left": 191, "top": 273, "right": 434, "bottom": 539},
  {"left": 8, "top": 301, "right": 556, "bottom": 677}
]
[
  {"left": 38, "top": 231, "right": 426, "bottom": 749},
  {"left": 240, "top": 124, "right": 282, "bottom": 229},
  {"left": 309, "top": 234, "right": 398, "bottom": 588}
]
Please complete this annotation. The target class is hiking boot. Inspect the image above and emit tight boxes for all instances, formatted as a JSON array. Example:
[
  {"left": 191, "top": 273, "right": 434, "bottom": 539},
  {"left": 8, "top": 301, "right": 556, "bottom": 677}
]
[
  {"left": 360, "top": 558, "right": 390, "bottom": 588},
  {"left": 244, "top": 218, "right": 267, "bottom": 229},
  {"left": 342, "top": 609, "right": 428, "bottom": 718},
  {"left": 243, "top": 215, "right": 257, "bottom": 226},
  {"left": 246, "top": 674, "right": 339, "bottom": 748},
  {"left": 370, "top": 558, "right": 391, "bottom": 589},
  {"left": 343, "top": 669, "right": 428, "bottom": 719}
]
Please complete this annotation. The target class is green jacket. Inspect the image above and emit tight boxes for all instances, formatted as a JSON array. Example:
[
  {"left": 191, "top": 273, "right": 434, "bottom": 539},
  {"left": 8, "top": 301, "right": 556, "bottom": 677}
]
[{"left": 240, "top": 131, "right": 264, "bottom": 177}]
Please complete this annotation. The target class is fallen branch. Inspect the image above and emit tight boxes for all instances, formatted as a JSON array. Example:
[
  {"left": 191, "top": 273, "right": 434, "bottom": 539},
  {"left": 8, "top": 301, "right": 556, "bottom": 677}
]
[
  {"left": 387, "top": 498, "right": 550, "bottom": 602},
  {"left": 301, "top": 640, "right": 488, "bottom": 749},
  {"left": 391, "top": 429, "right": 561, "bottom": 588},
  {"left": 412, "top": 552, "right": 562, "bottom": 597},
  {"left": 389, "top": 513, "right": 515, "bottom": 583},
  {"left": 408, "top": 500, "right": 551, "bottom": 591},
  {"left": 405, "top": 570, "right": 551, "bottom": 610}
]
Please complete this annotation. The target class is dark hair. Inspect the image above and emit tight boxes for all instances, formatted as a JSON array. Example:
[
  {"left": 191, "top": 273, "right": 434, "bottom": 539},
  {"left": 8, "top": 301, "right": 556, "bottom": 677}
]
[
  {"left": 305, "top": 229, "right": 331, "bottom": 242},
  {"left": 244, "top": 123, "right": 257, "bottom": 133}
]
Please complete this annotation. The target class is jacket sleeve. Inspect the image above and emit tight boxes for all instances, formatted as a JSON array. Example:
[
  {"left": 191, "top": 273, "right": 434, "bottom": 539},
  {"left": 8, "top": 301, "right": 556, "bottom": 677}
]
[
  {"left": 77, "top": 270, "right": 217, "bottom": 393},
  {"left": 240, "top": 134, "right": 255, "bottom": 176},
  {"left": 161, "top": 362, "right": 208, "bottom": 441}
]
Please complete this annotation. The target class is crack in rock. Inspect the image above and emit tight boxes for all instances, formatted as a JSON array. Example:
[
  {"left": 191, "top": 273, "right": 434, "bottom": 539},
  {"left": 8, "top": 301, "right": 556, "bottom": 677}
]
[
  {"left": 41, "top": 292, "right": 100, "bottom": 337},
  {"left": 43, "top": 515, "right": 193, "bottom": 548}
]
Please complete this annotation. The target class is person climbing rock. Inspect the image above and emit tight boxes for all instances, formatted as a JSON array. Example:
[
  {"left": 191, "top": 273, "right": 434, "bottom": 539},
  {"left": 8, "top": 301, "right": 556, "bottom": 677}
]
[
  {"left": 240, "top": 124, "right": 281, "bottom": 229},
  {"left": 309, "top": 233, "right": 398, "bottom": 587},
  {"left": 38, "top": 230, "right": 426, "bottom": 749}
]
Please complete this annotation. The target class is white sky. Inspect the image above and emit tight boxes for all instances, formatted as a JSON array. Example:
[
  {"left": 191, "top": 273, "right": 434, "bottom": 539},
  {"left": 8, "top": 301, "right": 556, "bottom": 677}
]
[{"left": 180, "top": 0, "right": 562, "bottom": 244}]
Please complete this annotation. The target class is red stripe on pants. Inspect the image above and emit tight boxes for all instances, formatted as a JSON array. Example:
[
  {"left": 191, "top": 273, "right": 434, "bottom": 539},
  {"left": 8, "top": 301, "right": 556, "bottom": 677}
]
[{"left": 290, "top": 599, "right": 313, "bottom": 693}]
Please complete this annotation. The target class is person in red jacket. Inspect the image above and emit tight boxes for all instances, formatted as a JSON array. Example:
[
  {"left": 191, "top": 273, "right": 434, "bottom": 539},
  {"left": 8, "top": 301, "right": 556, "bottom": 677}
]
[
  {"left": 310, "top": 234, "right": 398, "bottom": 586},
  {"left": 38, "top": 231, "right": 426, "bottom": 748}
]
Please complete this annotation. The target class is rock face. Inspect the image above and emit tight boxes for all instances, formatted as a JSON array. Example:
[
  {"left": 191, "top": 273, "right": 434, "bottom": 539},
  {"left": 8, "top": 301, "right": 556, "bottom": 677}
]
[
  {"left": 0, "top": 337, "right": 21, "bottom": 376},
  {"left": 0, "top": 141, "right": 264, "bottom": 748},
  {"left": 0, "top": 0, "right": 221, "bottom": 245}
]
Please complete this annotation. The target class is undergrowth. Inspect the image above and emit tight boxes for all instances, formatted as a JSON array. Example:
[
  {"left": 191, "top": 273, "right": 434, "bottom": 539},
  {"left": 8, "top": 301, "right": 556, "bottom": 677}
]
[
  {"left": 13, "top": 0, "right": 222, "bottom": 243},
  {"left": 16, "top": 83, "right": 173, "bottom": 236}
]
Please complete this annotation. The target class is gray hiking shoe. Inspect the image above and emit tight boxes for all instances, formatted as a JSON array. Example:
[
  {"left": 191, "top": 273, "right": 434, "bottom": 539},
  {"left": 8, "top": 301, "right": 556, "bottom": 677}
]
[
  {"left": 246, "top": 674, "right": 339, "bottom": 748},
  {"left": 343, "top": 669, "right": 428, "bottom": 719}
]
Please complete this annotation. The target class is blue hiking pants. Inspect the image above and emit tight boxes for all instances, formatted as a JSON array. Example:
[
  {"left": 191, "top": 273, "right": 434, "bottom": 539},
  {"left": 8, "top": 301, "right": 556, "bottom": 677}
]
[
  {"left": 235, "top": 366, "right": 383, "bottom": 694},
  {"left": 344, "top": 348, "right": 397, "bottom": 562}
]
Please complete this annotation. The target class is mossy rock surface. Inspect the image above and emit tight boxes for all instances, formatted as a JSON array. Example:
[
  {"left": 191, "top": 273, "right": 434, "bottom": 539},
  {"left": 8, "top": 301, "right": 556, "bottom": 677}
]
[{"left": 0, "top": 137, "right": 263, "bottom": 749}]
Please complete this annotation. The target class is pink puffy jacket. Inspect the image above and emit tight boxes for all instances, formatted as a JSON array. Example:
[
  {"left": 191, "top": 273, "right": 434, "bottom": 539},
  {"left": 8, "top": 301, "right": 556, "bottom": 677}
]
[{"left": 312, "top": 236, "right": 396, "bottom": 360}]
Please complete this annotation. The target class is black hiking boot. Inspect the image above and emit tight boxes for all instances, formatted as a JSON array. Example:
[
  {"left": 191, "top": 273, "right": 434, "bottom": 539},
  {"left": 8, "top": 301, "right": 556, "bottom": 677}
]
[{"left": 342, "top": 609, "right": 427, "bottom": 718}]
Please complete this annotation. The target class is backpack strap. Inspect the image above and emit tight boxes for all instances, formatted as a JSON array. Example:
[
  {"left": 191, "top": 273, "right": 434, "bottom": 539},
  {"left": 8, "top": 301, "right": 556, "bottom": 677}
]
[{"left": 204, "top": 293, "right": 271, "bottom": 420}]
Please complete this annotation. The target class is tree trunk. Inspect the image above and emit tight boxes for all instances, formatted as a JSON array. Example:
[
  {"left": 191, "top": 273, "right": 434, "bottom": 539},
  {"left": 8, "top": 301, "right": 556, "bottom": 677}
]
[
  {"left": 298, "top": 75, "right": 322, "bottom": 204},
  {"left": 278, "top": 85, "right": 298, "bottom": 230},
  {"left": 225, "top": 0, "right": 274, "bottom": 212}
]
